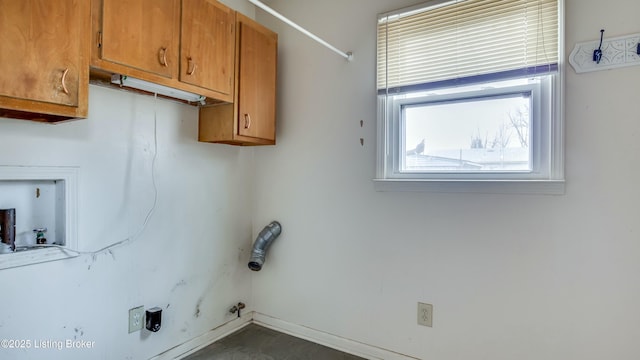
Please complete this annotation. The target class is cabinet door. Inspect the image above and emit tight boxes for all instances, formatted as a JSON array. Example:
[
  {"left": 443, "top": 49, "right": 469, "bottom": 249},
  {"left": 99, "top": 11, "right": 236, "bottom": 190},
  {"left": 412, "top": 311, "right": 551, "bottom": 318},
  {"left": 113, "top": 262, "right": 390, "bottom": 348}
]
[
  {"left": 0, "top": 0, "right": 84, "bottom": 107},
  {"left": 100, "top": 0, "right": 179, "bottom": 78},
  {"left": 236, "top": 16, "right": 277, "bottom": 141},
  {"left": 181, "top": 0, "right": 234, "bottom": 95}
]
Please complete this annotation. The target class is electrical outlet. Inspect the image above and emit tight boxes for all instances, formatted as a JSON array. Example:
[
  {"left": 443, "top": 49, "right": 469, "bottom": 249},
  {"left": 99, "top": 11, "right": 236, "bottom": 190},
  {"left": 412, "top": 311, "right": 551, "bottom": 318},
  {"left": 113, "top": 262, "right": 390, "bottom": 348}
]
[
  {"left": 129, "top": 306, "right": 145, "bottom": 333},
  {"left": 417, "top": 302, "right": 433, "bottom": 327}
]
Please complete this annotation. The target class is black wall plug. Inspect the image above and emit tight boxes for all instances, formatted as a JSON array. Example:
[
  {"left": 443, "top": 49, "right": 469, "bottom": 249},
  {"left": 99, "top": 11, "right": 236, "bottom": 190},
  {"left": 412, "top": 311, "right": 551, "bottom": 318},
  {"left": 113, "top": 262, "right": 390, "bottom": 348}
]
[{"left": 145, "top": 307, "right": 162, "bottom": 332}]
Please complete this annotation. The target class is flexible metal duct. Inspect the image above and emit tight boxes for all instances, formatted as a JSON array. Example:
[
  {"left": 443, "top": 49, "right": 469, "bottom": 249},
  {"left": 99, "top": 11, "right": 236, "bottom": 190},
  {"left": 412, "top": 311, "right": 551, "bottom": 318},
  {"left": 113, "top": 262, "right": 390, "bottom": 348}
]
[{"left": 248, "top": 221, "right": 282, "bottom": 271}]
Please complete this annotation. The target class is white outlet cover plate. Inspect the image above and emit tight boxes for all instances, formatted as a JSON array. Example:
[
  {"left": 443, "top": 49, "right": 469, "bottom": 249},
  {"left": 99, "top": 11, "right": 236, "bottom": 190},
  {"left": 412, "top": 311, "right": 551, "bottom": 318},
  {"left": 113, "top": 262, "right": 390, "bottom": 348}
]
[
  {"left": 417, "top": 302, "right": 433, "bottom": 327},
  {"left": 129, "top": 306, "right": 145, "bottom": 333}
]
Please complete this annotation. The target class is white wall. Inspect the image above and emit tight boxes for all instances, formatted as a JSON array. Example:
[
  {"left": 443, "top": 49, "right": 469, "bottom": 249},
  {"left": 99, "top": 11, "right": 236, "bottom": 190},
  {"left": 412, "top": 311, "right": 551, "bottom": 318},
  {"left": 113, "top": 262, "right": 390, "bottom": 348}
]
[
  {"left": 0, "top": 84, "right": 254, "bottom": 359},
  {"left": 252, "top": 1, "right": 640, "bottom": 359},
  {"left": 3, "top": 1, "right": 639, "bottom": 359},
  {"left": 218, "top": 0, "right": 254, "bottom": 18},
  {"left": 0, "top": 3, "right": 260, "bottom": 359}
]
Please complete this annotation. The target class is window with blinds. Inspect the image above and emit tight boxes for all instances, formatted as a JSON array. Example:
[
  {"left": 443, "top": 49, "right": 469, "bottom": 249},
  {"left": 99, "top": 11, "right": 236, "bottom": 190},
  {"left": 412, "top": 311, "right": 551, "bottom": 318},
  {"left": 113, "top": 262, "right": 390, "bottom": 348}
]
[
  {"left": 374, "top": 0, "right": 564, "bottom": 193},
  {"left": 377, "top": 0, "right": 559, "bottom": 94}
]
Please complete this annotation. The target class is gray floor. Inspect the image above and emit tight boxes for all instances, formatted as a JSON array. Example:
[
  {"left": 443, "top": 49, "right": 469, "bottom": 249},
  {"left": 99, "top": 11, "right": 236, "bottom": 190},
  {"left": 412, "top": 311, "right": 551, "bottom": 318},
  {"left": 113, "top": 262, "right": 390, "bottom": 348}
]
[{"left": 182, "top": 324, "right": 366, "bottom": 360}]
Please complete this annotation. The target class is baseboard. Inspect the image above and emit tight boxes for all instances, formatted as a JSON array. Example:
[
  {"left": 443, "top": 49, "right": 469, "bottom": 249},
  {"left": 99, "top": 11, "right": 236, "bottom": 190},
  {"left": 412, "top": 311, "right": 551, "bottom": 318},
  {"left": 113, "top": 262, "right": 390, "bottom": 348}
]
[
  {"left": 149, "top": 311, "right": 253, "bottom": 360},
  {"left": 151, "top": 311, "right": 419, "bottom": 360},
  {"left": 253, "top": 312, "right": 420, "bottom": 360}
]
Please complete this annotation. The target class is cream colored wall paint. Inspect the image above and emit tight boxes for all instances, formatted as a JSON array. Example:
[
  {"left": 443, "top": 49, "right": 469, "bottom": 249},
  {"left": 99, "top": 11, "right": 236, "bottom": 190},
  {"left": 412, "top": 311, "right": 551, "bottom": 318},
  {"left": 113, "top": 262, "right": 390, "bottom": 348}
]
[
  {"left": 1, "top": 0, "right": 638, "bottom": 359},
  {"left": 219, "top": 0, "right": 254, "bottom": 18},
  {"left": 0, "top": 85, "right": 254, "bottom": 359},
  {"left": 252, "top": 1, "right": 640, "bottom": 359}
]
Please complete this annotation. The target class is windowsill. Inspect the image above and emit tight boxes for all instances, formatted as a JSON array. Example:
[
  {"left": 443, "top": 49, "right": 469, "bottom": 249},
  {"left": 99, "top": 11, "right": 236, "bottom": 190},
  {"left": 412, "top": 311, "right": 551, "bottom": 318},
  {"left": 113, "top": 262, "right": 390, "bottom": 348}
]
[
  {"left": 0, "top": 247, "right": 78, "bottom": 270},
  {"left": 373, "top": 178, "right": 565, "bottom": 195}
]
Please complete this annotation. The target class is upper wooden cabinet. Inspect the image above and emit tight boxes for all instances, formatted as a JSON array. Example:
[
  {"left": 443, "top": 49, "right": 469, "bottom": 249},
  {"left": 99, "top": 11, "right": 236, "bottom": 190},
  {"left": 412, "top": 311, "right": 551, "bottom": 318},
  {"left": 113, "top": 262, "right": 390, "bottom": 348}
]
[
  {"left": 181, "top": 0, "right": 235, "bottom": 96},
  {"left": 199, "top": 13, "right": 277, "bottom": 145},
  {"left": 91, "top": 0, "right": 234, "bottom": 103},
  {"left": 0, "top": 0, "right": 90, "bottom": 122},
  {"left": 98, "top": 0, "right": 180, "bottom": 79},
  {"left": 236, "top": 13, "right": 277, "bottom": 141}
]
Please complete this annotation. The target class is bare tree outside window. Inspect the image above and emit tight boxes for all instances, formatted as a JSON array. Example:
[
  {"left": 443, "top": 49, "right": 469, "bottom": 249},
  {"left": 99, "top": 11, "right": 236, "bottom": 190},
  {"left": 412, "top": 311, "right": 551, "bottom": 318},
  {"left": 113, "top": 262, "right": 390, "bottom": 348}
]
[{"left": 508, "top": 104, "right": 530, "bottom": 148}]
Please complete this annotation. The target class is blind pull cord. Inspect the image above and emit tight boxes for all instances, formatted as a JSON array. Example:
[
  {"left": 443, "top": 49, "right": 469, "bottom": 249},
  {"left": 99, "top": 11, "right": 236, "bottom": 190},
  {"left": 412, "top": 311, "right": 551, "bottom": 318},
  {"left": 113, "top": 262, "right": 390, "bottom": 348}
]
[{"left": 247, "top": 0, "right": 353, "bottom": 62}]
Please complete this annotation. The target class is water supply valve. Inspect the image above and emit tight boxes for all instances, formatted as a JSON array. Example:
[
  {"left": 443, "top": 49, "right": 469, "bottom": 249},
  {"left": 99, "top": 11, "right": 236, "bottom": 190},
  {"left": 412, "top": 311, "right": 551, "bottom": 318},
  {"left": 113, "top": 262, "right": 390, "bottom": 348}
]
[{"left": 33, "top": 228, "right": 47, "bottom": 244}]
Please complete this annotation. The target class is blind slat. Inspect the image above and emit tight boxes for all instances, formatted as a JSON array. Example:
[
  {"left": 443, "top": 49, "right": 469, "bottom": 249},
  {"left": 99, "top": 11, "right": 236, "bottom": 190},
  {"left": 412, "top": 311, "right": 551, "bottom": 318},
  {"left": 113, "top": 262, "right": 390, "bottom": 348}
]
[{"left": 377, "top": 0, "right": 559, "bottom": 91}]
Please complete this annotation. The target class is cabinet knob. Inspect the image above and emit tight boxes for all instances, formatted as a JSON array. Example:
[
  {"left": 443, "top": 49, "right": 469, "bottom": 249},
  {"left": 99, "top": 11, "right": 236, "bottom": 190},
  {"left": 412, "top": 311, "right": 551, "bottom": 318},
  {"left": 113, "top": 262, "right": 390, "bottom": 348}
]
[
  {"left": 244, "top": 114, "right": 252, "bottom": 129},
  {"left": 159, "top": 47, "right": 168, "bottom": 67},
  {"left": 187, "top": 57, "right": 197, "bottom": 76},
  {"left": 61, "top": 68, "right": 69, "bottom": 95}
]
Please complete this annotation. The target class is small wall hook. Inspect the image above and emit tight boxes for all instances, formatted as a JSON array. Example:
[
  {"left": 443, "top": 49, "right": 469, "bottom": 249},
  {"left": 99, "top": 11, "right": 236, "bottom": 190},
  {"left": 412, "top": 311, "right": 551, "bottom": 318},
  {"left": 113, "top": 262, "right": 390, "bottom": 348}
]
[{"left": 593, "top": 29, "right": 605, "bottom": 64}]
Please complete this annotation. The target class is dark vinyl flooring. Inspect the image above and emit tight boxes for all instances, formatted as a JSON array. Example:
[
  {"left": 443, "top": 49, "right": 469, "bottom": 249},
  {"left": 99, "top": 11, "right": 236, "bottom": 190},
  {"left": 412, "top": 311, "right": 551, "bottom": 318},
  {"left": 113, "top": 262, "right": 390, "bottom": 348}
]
[{"left": 182, "top": 324, "right": 366, "bottom": 360}]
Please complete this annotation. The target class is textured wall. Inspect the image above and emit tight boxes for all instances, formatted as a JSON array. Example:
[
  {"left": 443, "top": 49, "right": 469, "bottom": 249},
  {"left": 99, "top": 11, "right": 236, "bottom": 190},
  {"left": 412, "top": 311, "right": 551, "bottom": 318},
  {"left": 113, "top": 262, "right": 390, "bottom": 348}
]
[
  {"left": 252, "top": 1, "right": 640, "bottom": 359},
  {"left": 0, "top": 1, "right": 258, "bottom": 358},
  {"left": 0, "top": 84, "right": 254, "bottom": 359}
]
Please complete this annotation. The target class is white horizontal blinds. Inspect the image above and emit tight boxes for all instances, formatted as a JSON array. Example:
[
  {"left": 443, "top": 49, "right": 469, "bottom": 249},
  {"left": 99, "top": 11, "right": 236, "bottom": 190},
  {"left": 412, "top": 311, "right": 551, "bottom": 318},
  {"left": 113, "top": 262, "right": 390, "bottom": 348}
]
[{"left": 377, "top": 0, "right": 558, "bottom": 92}]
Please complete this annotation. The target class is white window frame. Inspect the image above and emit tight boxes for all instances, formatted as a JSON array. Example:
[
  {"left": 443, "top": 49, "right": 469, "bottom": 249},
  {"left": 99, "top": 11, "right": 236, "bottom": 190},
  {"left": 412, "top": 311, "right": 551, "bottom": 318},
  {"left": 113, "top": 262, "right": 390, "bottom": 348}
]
[{"left": 374, "top": 0, "right": 565, "bottom": 195}]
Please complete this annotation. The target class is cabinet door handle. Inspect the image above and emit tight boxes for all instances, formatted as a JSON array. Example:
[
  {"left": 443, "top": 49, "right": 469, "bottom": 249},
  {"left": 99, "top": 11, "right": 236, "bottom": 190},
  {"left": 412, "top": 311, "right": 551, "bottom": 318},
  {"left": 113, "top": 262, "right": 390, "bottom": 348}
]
[
  {"left": 187, "top": 57, "right": 197, "bottom": 75},
  {"left": 159, "top": 47, "right": 168, "bottom": 67},
  {"left": 244, "top": 114, "right": 251, "bottom": 129},
  {"left": 61, "top": 68, "right": 69, "bottom": 95}
]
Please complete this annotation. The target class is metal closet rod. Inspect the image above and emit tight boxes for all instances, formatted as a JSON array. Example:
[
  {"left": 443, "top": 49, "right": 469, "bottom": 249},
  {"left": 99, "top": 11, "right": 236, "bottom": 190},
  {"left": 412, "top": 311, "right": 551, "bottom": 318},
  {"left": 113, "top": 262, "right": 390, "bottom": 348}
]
[{"left": 247, "top": 0, "right": 354, "bottom": 61}]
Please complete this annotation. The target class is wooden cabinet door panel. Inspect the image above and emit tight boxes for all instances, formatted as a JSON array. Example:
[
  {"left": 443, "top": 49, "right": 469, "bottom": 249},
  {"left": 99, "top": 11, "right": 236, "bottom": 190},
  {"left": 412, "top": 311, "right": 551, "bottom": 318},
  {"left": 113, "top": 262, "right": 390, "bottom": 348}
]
[
  {"left": 181, "top": 0, "right": 234, "bottom": 95},
  {"left": 100, "top": 0, "right": 179, "bottom": 78},
  {"left": 0, "top": 0, "right": 82, "bottom": 106},
  {"left": 237, "top": 18, "right": 277, "bottom": 141}
]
